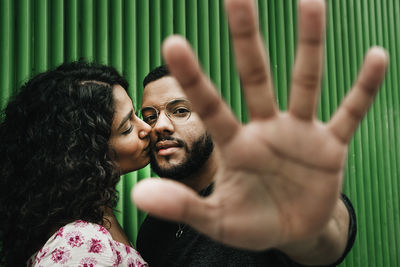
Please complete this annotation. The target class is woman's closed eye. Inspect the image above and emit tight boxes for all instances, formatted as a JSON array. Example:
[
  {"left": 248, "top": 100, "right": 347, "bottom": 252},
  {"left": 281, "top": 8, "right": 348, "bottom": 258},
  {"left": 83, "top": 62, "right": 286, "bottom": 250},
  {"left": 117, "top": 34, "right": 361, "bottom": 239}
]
[{"left": 122, "top": 125, "right": 133, "bottom": 135}]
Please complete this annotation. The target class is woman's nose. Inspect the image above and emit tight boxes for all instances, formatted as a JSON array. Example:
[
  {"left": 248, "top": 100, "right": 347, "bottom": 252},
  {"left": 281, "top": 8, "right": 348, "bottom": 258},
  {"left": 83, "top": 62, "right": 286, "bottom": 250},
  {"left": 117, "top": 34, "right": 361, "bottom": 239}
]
[{"left": 138, "top": 118, "right": 152, "bottom": 139}]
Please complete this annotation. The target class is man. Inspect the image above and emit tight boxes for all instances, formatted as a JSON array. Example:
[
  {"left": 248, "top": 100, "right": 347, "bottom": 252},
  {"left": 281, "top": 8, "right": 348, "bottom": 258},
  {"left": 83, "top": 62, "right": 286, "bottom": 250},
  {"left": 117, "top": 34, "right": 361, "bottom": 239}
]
[{"left": 132, "top": 0, "right": 387, "bottom": 266}]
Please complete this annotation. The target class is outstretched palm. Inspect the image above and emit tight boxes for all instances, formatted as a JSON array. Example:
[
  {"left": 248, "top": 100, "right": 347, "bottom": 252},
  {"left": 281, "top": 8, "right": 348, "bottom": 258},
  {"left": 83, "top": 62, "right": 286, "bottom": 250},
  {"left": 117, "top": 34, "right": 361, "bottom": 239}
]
[{"left": 133, "top": 0, "right": 387, "bottom": 251}]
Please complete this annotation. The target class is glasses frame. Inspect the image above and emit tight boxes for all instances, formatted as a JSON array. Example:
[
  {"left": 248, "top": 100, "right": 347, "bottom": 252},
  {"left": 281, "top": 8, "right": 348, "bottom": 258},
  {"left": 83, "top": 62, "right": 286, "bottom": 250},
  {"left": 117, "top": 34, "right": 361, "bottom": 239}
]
[{"left": 140, "top": 98, "right": 192, "bottom": 127}]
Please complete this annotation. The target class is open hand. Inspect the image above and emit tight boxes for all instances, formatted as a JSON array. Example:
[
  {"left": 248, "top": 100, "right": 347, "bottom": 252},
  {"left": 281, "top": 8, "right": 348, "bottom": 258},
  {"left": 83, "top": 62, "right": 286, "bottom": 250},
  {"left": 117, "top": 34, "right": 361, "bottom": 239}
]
[{"left": 132, "top": 0, "right": 387, "bottom": 251}]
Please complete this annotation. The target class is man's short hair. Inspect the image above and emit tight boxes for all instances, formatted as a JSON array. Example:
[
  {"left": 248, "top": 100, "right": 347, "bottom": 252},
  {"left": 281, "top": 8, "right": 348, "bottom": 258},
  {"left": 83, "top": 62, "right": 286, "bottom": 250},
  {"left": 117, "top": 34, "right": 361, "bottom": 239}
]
[{"left": 143, "top": 65, "right": 170, "bottom": 88}]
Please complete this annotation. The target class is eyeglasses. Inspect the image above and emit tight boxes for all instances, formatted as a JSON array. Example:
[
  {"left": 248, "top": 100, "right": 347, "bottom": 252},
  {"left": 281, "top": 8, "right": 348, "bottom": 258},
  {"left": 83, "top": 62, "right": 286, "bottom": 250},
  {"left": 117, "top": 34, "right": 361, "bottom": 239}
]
[{"left": 141, "top": 99, "right": 192, "bottom": 127}]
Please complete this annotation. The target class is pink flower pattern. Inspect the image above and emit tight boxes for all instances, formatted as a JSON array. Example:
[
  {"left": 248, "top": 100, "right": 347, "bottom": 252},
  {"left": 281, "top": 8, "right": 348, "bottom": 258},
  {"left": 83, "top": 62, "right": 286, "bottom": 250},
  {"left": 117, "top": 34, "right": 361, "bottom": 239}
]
[
  {"left": 127, "top": 257, "right": 146, "bottom": 267},
  {"left": 66, "top": 231, "right": 85, "bottom": 248},
  {"left": 114, "top": 250, "right": 122, "bottom": 266},
  {"left": 28, "top": 220, "right": 147, "bottom": 266},
  {"left": 54, "top": 227, "right": 64, "bottom": 240},
  {"left": 88, "top": 238, "right": 104, "bottom": 253},
  {"left": 125, "top": 245, "right": 131, "bottom": 254},
  {"left": 51, "top": 247, "right": 71, "bottom": 264},
  {"left": 35, "top": 247, "right": 49, "bottom": 263},
  {"left": 79, "top": 257, "right": 97, "bottom": 267},
  {"left": 136, "top": 258, "right": 146, "bottom": 267},
  {"left": 127, "top": 257, "right": 135, "bottom": 267},
  {"left": 98, "top": 225, "right": 108, "bottom": 234},
  {"left": 74, "top": 220, "right": 89, "bottom": 227}
]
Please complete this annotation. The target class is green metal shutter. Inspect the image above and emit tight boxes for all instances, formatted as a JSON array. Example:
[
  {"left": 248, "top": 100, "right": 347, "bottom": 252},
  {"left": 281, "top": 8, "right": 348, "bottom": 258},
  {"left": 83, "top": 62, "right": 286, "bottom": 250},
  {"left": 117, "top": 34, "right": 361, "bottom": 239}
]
[{"left": 1, "top": 1, "right": 400, "bottom": 266}]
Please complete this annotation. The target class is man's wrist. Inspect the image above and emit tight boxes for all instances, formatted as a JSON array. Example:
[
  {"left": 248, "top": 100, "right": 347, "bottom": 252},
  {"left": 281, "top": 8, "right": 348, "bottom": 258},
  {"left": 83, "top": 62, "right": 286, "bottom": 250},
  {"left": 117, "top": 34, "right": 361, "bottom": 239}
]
[{"left": 277, "top": 198, "right": 350, "bottom": 266}]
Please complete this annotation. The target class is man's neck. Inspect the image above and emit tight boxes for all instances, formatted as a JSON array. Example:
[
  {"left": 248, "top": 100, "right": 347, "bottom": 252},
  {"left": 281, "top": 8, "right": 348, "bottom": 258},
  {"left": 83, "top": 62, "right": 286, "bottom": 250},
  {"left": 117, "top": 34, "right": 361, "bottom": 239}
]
[{"left": 180, "top": 151, "right": 219, "bottom": 192}]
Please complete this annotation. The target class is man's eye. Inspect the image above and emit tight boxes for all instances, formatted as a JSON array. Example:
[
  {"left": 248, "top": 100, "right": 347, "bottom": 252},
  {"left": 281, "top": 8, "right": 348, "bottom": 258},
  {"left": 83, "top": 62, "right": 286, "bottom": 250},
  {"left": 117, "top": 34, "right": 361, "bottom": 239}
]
[
  {"left": 144, "top": 114, "right": 157, "bottom": 124},
  {"left": 173, "top": 108, "right": 189, "bottom": 117}
]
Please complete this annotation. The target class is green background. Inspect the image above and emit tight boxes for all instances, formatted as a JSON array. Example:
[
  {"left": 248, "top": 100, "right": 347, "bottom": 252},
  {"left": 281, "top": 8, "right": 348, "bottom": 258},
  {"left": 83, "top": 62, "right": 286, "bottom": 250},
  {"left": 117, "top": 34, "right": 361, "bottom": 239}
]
[{"left": 1, "top": 0, "right": 399, "bottom": 266}]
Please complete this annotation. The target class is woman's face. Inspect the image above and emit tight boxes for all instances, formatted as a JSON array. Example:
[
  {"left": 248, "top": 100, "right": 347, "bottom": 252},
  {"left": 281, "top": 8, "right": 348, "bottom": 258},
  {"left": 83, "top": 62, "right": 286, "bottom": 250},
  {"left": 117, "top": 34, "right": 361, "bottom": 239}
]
[{"left": 109, "top": 85, "right": 151, "bottom": 174}]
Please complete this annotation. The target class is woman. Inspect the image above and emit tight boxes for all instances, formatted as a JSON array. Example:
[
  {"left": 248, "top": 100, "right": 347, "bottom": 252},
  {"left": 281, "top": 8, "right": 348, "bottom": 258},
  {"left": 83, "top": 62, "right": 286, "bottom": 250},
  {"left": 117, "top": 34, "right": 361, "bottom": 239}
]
[{"left": 0, "top": 61, "right": 151, "bottom": 266}]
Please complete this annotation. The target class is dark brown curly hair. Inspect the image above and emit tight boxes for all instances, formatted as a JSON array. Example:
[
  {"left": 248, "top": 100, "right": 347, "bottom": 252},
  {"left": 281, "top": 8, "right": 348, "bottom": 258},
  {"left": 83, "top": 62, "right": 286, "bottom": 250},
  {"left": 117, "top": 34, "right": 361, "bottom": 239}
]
[{"left": 0, "top": 61, "right": 129, "bottom": 266}]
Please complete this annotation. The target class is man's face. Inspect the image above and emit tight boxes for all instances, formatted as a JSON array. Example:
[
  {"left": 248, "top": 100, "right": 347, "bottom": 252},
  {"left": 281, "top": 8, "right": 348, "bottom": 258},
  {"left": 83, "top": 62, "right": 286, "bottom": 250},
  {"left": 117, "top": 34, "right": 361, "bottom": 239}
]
[{"left": 141, "top": 76, "right": 213, "bottom": 180}]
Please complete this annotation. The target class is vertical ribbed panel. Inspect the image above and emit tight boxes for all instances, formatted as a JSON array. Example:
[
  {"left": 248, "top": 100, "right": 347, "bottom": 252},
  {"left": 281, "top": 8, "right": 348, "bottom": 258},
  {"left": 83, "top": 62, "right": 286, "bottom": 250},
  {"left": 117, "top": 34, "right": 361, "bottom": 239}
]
[
  {"left": 16, "top": 0, "right": 31, "bottom": 88},
  {"left": 65, "top": 0, "right": 78, "bottom": 62},
  {"left": 1, "top": 1, "right": 400, "bottom": 264},
  {"left": 33, "top": 0, "right": 48, "bottom": 74},
  {"left": 96, "top": 0, "right": 109, "bottom": 64},
  {"left": 0, "top": 0, "right": 13, "bottom": 107},
  {"left": 50, "top": 0, "right": 64, "bottom": 67}
]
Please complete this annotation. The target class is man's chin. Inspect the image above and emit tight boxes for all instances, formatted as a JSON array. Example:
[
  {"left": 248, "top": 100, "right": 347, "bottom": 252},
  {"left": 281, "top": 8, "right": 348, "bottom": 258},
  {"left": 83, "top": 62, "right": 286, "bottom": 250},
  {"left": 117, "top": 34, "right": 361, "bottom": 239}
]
[
  {"left": 149, "top": 155, "right": 188, "bottom": 180},
  {"left": 151, "top": 161, "right": 182, "bottom": 174},
  {"left": 153, "top": 151, "right": 185, "bottom": 165},
  {"left": 149, "top": 164, "right": 183, "bottom": 181}
]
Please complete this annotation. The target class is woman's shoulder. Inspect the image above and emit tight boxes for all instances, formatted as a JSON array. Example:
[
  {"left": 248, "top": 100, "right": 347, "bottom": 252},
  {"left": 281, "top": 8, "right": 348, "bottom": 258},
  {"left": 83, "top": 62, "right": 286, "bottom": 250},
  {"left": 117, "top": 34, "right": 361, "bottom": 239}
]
[{"left": 28, "top": 220, "right": 147, "bottom": 266}]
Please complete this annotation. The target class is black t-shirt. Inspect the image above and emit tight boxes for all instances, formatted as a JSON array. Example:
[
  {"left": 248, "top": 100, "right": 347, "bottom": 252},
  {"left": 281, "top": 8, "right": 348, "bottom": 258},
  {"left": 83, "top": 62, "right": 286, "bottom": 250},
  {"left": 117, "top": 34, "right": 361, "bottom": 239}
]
[{"left": 137, "top": 186, "right": 356, "bottom": 267}]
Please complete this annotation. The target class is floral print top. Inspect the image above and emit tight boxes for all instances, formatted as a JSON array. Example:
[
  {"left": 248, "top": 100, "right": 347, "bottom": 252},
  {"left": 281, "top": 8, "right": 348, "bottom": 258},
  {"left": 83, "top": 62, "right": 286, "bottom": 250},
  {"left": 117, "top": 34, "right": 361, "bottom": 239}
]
[{"left": 27, "top": 220, "right": 148, "bottom": 267}]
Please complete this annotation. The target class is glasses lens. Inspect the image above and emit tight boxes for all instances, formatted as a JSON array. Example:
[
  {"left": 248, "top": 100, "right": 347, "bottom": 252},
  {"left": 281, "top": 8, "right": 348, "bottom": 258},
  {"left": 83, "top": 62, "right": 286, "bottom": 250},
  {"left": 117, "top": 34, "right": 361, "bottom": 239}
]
[
  {"left": 141, "top": 107, "right": 158, "bottom": 126},
  {"left": 141, "top": 99, "right": 192, "bottom": 127},
  {"left": 166, "top": 100, "right": 192, "bottom": 122}
]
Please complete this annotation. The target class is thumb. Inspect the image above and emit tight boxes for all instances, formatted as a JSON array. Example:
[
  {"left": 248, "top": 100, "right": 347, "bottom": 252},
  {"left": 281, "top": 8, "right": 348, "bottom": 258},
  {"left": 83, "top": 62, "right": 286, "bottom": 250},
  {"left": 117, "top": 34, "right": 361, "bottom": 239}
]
[{"left": 131, "top": 178, "right": 219, "bottom": 235}]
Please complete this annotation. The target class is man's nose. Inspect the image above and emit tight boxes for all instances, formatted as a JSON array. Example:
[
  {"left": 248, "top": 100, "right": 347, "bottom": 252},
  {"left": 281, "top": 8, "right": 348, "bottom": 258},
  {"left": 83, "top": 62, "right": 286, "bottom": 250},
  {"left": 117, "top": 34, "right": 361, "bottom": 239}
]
[{"left": 153, "top": 111, "right": 174, "bottom": 134}]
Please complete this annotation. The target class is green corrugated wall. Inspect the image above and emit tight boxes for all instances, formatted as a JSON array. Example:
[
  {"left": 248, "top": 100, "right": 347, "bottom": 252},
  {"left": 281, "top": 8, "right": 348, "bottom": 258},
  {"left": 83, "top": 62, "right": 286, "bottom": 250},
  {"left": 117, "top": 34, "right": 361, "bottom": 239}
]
[{"left": 0, "top": 0, "right": 399, "bottom": 266}]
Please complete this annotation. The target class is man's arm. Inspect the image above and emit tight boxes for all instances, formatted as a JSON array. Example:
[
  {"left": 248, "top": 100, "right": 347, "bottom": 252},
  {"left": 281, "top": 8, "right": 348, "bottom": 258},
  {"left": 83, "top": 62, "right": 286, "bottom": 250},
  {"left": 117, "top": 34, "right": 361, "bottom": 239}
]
[{"left": 132, "top": 0, "right": 386, "bottom": 264}]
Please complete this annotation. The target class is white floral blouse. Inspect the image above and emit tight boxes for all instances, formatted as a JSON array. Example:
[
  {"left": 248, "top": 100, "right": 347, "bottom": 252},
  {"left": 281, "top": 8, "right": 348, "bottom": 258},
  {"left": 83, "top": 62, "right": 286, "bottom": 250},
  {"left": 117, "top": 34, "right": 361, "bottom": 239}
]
[{"left": 27, "top": 220, "right": 147, "bottom": 267}]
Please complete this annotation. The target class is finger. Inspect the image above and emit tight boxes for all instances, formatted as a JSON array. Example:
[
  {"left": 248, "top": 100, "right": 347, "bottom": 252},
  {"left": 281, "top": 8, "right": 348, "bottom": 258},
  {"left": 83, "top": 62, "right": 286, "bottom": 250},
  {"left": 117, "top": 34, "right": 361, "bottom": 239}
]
[
  {"left": 225, "top": 0, "right": 277, "bottom": 119},
  {"left": 132, "top": 178, "right": 219, "bottom": 237},
  {"left": 162, "top": 36, "right": 241, "bottom": 146},
  {"left": 328, "top": 47, "right": 388, "bottom": 143},
  {"left": 289, "top": 0, "right": 326, "bottom": 120}
]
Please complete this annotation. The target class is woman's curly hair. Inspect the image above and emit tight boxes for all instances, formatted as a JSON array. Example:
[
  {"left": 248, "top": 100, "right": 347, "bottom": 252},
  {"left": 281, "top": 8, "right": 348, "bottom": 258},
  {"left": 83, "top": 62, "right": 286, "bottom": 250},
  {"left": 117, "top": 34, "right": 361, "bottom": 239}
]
[{"left": 0, "top": 61, "right": 129, "bottom": 266}]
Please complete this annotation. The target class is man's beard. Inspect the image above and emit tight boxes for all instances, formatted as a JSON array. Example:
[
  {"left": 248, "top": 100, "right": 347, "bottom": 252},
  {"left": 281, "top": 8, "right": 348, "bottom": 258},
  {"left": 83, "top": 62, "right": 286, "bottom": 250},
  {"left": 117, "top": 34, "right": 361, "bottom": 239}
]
[{"left": 150, "top": 133, "right": 214, "bottom": 180}]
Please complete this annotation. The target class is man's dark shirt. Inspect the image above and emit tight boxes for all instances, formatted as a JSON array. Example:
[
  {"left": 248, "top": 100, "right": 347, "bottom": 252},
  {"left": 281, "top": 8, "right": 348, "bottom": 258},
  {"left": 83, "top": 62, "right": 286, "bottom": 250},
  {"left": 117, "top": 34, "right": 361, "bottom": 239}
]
[{"left": 137, "top": 185, "right": 356, "bottom": 267}]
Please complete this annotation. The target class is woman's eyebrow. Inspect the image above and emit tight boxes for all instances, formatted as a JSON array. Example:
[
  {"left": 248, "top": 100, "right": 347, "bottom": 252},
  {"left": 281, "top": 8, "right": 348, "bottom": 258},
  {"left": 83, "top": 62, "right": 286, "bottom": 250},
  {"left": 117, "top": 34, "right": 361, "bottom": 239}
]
[{"left": 118, "top": 110, "right": 133, "bottom": 130}]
